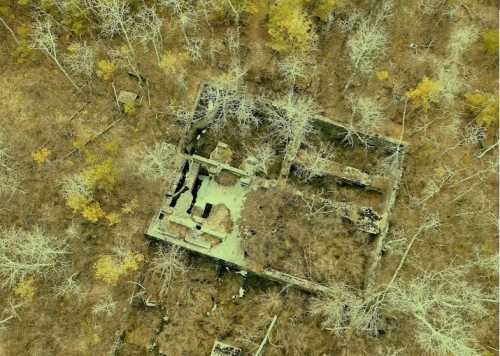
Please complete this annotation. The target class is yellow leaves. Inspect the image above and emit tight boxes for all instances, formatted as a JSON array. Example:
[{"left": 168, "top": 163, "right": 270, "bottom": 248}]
[
  {"left": 32, "top": 147, "right": 50, "bottom": 166},
  {"left": 434, "top": 166, "right": 447, "bottom": 178},
  {"left": 94, "top": 253, "right": 144, "bottom": 285},
  {"left": 465, "top": 91, "right": 499, "bottom": 132},
  {"left": 16, "top": 24, "right": 32, "bottom": 39},
  {"left": 124, "top": 102, "right": 137, "bottom": 117},
  {"left": 268, "top": 0, "right": 317, "bottom": 55},
  {"left": 482, "top": 29, "right": 499, "bottom": 56},
  {"left": 105, "top": 212, "right": 121, "bottom": 226},
  {"left": 465, "top": 92, "right": 490, "bottom": 108},
  {"left": 103, "top": 140, "right": 120, "bottom": 155},
  {"left": 121, "top": 198, "right": 139, "bottom": 215},
  {"left": 96, "top": 59, "right": 117, "bottom": 81},
  {"left": 159, "top": 51, "right": 189, "bottom": 75},
  {"left": 14, "top": 277, "right": 36, "bottom": 301},
  {"left": 67, "top": 192, "right": 90, "bottom": 213},
  {"left": 67, "top": 193, "right": 121, "bottom": 225},
  {"left": 63, "top": 143, "right": 122, "bottom": 224},
  {"left": 406, "top": 76, "right": 442, "bottom": 112},
  {"left": 82, "top": 202, "right": 105, "bottom": 223},
  {"left": 376, "top": 70, "right": 389, "bottom": 81},
  {"left": 82, "top": 159, "right": 117, "bottom": 192}
]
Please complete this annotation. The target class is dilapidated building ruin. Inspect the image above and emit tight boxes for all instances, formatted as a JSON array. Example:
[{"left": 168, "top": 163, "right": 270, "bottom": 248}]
[{"left": 146, "top": 84, "right": 407, "bottom": 295}]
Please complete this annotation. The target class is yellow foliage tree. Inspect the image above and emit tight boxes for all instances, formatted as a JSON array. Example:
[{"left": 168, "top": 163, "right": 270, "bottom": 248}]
[
  {"left": 14, "top": 277, "right": 36, "bottom": 301},
  {"left": 94, "top": 253, "right": 144, "bottom": 285},
  {"left": 96, "top": 59, "right": 117, "bottom": 81},
  {"left": 82, "top": 202, "right": 105, "bottom": 223},
  {"left": 82, "top": 159, "right": 118, "bottom": 192},
  {"left": 465, "top": 91, "right": 499, "bottom": 134},
  {"left": 376, "top": 70, "right": 389, "bottom": 81},
  {"left": 32, "top": 147, "right": 50, "bottom": 166},
  {"left": 105, "top": 212, "right": 121, "bottom": 226},
  {"left": 406, "top": 76, "right": 442, "bottom": 112},
  {"left": 268, "top": 0, "right": 317, "bottom": 55},
  {"left": 159, "top": 51, "right": 189, "bottom": 75},
  {"left": 66, "top": 192, "right": 90, "bottom": 213}
]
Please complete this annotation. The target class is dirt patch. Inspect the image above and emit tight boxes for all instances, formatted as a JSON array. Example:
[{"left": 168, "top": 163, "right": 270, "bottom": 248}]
[{"left": 240, "top": 188, "right": 368, "bottom": 286}]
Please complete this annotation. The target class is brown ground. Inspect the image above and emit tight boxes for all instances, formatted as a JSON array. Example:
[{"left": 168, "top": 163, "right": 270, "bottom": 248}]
[
  {"left": 0, "top": 0, "right": 498, "bottom": 355},
  {"left": 240, "top": 188, "right": 368, "bottom": 287}
]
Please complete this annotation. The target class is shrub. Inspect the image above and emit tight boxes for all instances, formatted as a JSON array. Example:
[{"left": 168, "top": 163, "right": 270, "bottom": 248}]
[
  {"left": 0, "top": 134, "right": 21, "bottom": 196},
  {"left": 376, "top": 70, "right": 389, "bottom": 81},
  {"left": 60, "top": 0, "right": 93, "bottom": 37},
  {"left": 210, "top": 0, "right": 257, "bottom": 20},
  {"left": 268, "top": 0, "right": 317, "bottom": 55},
  {"left": 14, "top": 277, "right": 36, "bottom": 301},
  {"left": 160, "top": 50, "right": 189, "bottom": 74},
  {"left": 309, "top": 0, "right": 338, "bottom": 21},
  {"left": 0, "top": 226, "right": 67, "bottom": 287},
  {"left": 105, "top": 212, "right": 121, "bottom": 226},
  {"left": 482, "top": 29, "right": 499, "bottom": 56},
  {"left": 406, "top": 76, "right": 442, "bottom": 112}
]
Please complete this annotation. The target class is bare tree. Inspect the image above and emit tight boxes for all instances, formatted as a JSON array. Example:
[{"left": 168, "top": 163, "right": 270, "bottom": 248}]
[
  {"left": 89, "top": 0, "right": 140, "bottom": 76},
  {"left": 267, "top": 94, "right": 319, "bottom": 159},
  {"left": 385, "top": 262, "right": 497, "bottom": 356},
  {"left": 202, "top": 64, "right": 248, "bottom": 132},
  {"left": 0, "top": 226, "right": 68, "bottom": 287},
  {"left": 294, "top": 142, "right": 335, "bottom": 182},
  {"left": 149, "top": 245, "right": 189, "bottom": 297},
  {"left": 309, "top": 283, "right": 378, "bottom": 335},
  {"left": 245, "top": 143, "right": 276, "bottom": 176},
  {"left": 132, "top": 6, "right": 163, "bottom": 64},
  {"left": 30, "top": 16, "right": 81, "bottom": 91},
  {"left": 53, "top": 273, "right": 82, "bottom": 299},
  {"left": 347, "top": 22, "right": 387, "bottom": 76},
  {"left": 350, "top": 96, "right": 385, "bottom": 132},
  {"left": 92, "top": 295, "right": 117, "bottom": 317},
  {"left": 63, "top": 42, "right": 96, "bottom": 80},
  {"left": 344, "top": 1, "right": 393, "bottom": 92},
  {"left": 159, "top": 0, "right": 199, "bottom": 44},
  {"left": 61, "top": 173, "right": 93, "bottom": 202},
  {"left": 136, "top": 142, "right": 177, "bottom": 182}
]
